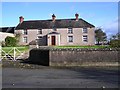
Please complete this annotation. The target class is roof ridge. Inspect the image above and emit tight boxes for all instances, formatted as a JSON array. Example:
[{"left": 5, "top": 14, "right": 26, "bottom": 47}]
[
  {"left": 15, "top": 18, "right": 95, "bottom": 30},
  {"left": 23, "top": 18, "right": 83, "bottom": 22}
]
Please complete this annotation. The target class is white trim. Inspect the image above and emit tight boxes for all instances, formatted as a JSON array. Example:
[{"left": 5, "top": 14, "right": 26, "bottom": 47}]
[
  {"left": 68, "top": 35, "right": 73, "bottom": 43},
  {"left": 82, "top": 35, "right": 88, "bottom": 42},
  {"left": 82, "top": 28, "right": 88, "bottom": 33}
]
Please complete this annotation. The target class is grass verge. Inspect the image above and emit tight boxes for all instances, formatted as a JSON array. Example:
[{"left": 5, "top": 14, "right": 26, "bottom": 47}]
[{"left": 1, "top": 46, "right": 29, "bottom": 56}]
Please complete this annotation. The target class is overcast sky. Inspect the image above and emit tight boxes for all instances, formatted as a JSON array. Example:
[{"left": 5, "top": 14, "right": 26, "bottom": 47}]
[{"left": 1, "top": 2, "right": 119, "bottom": 38}]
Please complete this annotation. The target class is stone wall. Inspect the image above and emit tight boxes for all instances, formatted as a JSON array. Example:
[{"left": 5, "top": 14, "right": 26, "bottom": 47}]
[{"left": 29, "top": 48, "right": 119, "bottom": 66}]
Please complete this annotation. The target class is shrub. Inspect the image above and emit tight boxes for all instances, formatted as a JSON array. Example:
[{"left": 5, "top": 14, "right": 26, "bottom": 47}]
[
  {"left": 110, "top": 40, "right": 120, "bottom": 48},
  {"left": 5, "top": 36, "right": 17, "bottom": 47}
]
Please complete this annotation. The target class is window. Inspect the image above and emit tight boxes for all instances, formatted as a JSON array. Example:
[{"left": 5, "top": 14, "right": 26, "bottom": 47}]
[
  {"left": 38, "top": 29, "right": 42, "bottom": 34},
  {"left": 68, "top": 36, "right": 73, "bottom": 42},
  {"left": 83, "top": 35, "right": 88, "bottom": 42},
  {"left": 53, "top": 27, "right": 57, "bottom": 31},
  {"left": 38, "top": 36, "right": 42, "bottom": 39},
  {"left": 83, "top": 28, "right": 88, "bottom": 33},
  {"left": 68, "top": 28, "right": 73, "bottom": 34},
  {"left": 23, "top": 37, "right": 27, "bottom": 43},
  {"left": 23, "top": 29, "right": 27, "bottom": 35}
]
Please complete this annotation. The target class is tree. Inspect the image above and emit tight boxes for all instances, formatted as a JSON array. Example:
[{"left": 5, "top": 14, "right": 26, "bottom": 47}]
[
  {"left": 110, "top": 40, "right": 120, "bottom": 48},
  {"left": 95, "top": 28, "right": 107, "bottom": 45},
  {"left": 109, "top": 33, "right": 120, "bottom": 48},
  {"left": 5, "top": 36, "right": 17, "bottom": 47}
]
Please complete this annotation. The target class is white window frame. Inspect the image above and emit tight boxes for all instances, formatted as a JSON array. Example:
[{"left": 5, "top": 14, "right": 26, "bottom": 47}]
[
  {"left": 68, "top": 36, "right": 73, "bottom": 42},
  {"left": 23, "top": 37, "right": 27, "bottom": 43},
  {"left": 38, "top": 36, "right": 42, "bottom": 39},
  {"left": 68, "top": 28, "right": 73, "bottom": 34},
  {"left": 38, "top": 29, "right": 42, "bottom": 34},
  {"left": 82, "top": 35, "right": 88, "bottom": 42},
  {"left": 23, "top": 29, "right": 27, "bottom": 35},
  {"left": 82, "top": 28, "right": 88, "bottom": 33}
]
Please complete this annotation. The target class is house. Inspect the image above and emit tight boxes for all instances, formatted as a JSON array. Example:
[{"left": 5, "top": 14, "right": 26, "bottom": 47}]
[
  {"left": 15, "top": 13, "right": 95, "bottom": 46},
  {"left": 0, "top": 27, "right": 15, "bottom": 42},
  {"left": 0, "top": 27, "right": 15, "bottom": 33}
]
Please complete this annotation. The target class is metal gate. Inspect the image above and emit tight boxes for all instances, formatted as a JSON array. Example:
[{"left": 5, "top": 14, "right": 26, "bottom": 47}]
[{"left": 0, "top": 47, "right": 26, "bottom": 61}]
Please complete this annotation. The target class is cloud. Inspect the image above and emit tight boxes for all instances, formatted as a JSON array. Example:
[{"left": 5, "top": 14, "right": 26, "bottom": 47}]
[{"left": 101, "top": 18, "right": 118, "bottom": 39}]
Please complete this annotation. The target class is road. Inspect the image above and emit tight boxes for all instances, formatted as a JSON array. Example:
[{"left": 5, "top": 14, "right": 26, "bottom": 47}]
[{"left": 2, "top": 67, "right": 119, "bottom": 88}]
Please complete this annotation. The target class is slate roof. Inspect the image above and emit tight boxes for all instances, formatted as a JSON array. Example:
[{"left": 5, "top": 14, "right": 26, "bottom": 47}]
[
  {"left": 0, "top": 27, "right": 15, "bottom": 33},
  {"left": 15, "top": 18, "right": 95, "bottom": 30}
]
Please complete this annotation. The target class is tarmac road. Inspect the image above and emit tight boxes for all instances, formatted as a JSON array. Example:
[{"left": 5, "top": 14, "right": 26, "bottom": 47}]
[{"left": 2, "top": 67, "right": 119, "bottom": 88}]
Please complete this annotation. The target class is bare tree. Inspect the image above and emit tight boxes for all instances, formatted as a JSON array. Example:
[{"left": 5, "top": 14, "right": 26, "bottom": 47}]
[{"left": 95, "top": 28, "right": 107, "bottom": 45}]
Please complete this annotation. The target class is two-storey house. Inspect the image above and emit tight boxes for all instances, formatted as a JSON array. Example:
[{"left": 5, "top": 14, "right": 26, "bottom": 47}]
[{"left": 15, "top": 13, "right": 95, "bottom": 46}]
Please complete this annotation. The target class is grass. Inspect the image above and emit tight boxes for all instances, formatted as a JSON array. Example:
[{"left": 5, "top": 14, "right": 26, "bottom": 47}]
[
  {"left": 1, "top": 46, "right": 29, "bottom": 56},
  {"left": 54, "top": 45, "right": 110, "bottom": 49}
]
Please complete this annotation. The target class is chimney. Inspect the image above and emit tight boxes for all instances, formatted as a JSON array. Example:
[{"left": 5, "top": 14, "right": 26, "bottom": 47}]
[
  {"left": 52, "top": 14, "right": 56, "bottom": 22},
  {"left": 75, "top": 13, "right": 79, "bottom": 21},
  {"left": 19, "top": 16, "right": 24, "bottom": 24}
]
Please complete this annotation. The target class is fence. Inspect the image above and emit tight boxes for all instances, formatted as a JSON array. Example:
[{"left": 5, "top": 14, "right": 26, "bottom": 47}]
[{"left": 1, "top": 47, "right": 26, "bottom": 61}]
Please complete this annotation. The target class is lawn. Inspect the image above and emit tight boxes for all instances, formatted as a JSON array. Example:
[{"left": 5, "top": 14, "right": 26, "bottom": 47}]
[
  {"left": 1, "top": 46, "right": 29, "bottom": 56},
  {"left": 54, "top": 45, "right": 110, "bottom": 49}
]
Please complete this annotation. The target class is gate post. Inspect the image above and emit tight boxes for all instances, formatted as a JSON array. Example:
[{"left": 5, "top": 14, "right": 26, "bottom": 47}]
[
  {"left": 0, "top": 46, "right": 1, "bottom": 61},
  {"left": 13, "top": 47, "right": 16, "bottom": 61}
]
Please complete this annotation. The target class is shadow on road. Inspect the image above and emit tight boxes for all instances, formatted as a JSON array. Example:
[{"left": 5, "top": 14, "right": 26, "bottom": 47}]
[
  {"left": 66, "top": 66, "right": 119, "bottom": 87},
  {"left": 19, "top": 58, "right": 49, "bottom": 66}
]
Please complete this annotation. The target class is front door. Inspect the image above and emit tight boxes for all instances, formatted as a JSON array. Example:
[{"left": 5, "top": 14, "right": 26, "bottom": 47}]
[{"left": 51, "top": 36, "right": 56, "bottom": 45}]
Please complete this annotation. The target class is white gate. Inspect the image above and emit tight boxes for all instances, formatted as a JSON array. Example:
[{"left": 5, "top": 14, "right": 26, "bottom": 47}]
[{"left": 1, "top": 47, "right": 26, "bottom": 61}]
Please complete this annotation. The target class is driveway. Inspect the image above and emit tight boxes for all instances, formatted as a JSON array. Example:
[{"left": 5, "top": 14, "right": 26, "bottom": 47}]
[{"left": 2, "top": 67, "right": 119, "bottom": 88}]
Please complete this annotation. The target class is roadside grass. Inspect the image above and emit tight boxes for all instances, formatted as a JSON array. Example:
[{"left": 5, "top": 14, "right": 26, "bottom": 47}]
[
  {"left": 1, "top": 46, "right": 29, "bottom": 56},
  {"left": 54, "top": 45, "right": 110, "bottom": 49}
]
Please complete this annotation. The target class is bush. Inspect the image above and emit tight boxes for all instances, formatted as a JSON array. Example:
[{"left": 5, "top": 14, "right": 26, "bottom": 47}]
[
  {"left": 110, "top": 40, "right": 120, "bottom": 48},
  {"left": 5, "top": 36, "right": 17, "bottom": 47}
]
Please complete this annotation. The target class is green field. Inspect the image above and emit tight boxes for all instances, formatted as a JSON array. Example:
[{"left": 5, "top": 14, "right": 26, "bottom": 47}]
[{"left": 1, "top": 46, "right": 29, "bottom": 56}]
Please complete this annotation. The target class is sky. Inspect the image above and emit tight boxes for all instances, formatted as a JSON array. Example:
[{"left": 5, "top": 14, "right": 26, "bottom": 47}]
[{"left": 1, "top": 2, "right": 119, "bottom": 38}]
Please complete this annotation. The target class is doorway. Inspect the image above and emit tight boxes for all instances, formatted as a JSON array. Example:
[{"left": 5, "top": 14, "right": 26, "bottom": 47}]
[{"left": 51, "top": 36, "right": 56, "bottom": 45}]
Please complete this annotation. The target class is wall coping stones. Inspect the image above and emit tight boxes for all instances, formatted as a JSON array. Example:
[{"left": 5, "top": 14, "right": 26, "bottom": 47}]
[{"left": 31, "top": 47, "right": 120, "bottom": 51}]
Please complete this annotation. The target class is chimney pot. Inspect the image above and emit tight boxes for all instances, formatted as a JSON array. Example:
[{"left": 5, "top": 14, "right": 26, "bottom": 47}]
[
  {"left": 19, "top": 16, "right": 24, "bottom": 24},
  {"left": 52, "top": 14, "right": 56, "bottom": 22},
  {"left": 75, "top": 13, "right": 79, "bottom": 21}
]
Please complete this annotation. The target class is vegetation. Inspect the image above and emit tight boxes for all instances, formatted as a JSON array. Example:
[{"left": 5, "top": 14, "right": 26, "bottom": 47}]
[
  {"left": 2, "top": 46, "right": 29, "bottom": 56},
  {"left": 109, "top": 33, "right": 120, "bottom": 48},
  {"left": 95, "top": 28, "right": 107, "bottom": 45},
  {"left": 109, "top": 33, "right": 120, "bottom": 40},
  {"left": 5, "top": 36, "right": 17, "bottom": 47},
  {"left": 109, "top": 40, "right": 120, "bottom": 48},
  {"left": 2, "top": 46, "right": 29, "bottom": 52},
  {"left": 3, "top": 32, "right": 21, "bottom": 47}
]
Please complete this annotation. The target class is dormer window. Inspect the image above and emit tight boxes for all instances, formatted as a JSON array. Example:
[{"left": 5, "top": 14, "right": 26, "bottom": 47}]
[
  {"left": 68, "top": 28, "right": 73, "bottom": 34},
  {"left": 52, "top": 25, "right": 57, "bottom": 31},
  {"left": 83, "top": 28, "right": 88, "bottom": 33},
  {"left": 38, "top": 29, "right": 42, "bottom": 34}
]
